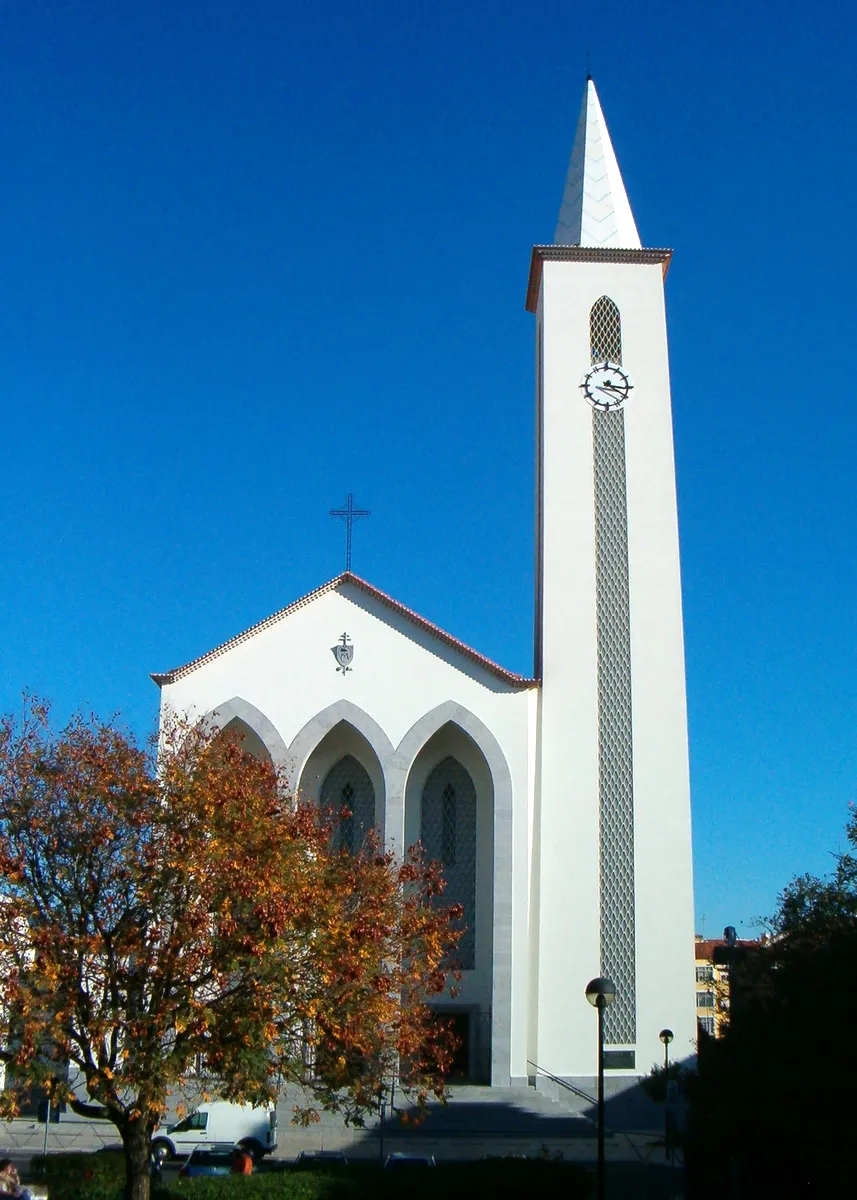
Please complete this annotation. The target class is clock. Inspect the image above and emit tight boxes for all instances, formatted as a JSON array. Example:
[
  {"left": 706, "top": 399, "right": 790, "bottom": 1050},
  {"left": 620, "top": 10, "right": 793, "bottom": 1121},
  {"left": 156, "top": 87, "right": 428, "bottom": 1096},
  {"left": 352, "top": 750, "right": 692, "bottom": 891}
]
[{"left": 580, "top": 361, "right": 633, "bottom": 411}]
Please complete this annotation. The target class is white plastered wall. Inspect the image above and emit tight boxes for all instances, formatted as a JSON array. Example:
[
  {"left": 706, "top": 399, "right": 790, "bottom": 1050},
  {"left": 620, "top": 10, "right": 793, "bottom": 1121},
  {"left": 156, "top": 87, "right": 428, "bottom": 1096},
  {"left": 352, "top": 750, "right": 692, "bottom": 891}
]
[
  {"left": 533, "top": 257, "right": 696, "bottom": 1080},
  {"left": 621, "top": 265, "right": 697, "bottom": 1071},
  {"left": 157, "top": 582, "right": 535, "bottom": 1085}
]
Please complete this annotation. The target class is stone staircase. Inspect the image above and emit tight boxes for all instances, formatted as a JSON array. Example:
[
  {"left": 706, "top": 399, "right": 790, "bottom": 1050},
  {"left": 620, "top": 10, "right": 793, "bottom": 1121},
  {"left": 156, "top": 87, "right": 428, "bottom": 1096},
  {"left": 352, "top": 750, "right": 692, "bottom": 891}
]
[
  {"left": 415, "top": 1083, "right": 596, "bottom": 1135},
  {"left": 275, "top": 1080, "right": 595, "bottom": 1144}
]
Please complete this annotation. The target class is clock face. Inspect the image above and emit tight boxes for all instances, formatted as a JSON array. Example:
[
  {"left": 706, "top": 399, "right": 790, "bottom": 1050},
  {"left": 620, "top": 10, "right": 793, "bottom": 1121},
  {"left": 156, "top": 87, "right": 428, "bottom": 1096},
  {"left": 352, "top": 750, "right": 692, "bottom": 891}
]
[{"left": 580, "top": 361, "right": 633, "bottom": 411}]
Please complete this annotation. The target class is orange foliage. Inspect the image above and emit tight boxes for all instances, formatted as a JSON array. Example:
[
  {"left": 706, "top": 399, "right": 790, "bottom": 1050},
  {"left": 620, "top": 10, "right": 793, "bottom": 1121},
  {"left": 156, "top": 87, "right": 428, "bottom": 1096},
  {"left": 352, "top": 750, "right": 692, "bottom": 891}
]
[{"left": 0, "top": 699, "right": 460, "bottom": 1192}]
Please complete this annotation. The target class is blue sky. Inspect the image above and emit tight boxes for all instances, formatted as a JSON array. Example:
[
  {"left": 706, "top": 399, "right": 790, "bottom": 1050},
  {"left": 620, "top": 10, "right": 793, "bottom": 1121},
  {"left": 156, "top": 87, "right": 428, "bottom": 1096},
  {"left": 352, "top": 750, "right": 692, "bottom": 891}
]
[{"left": 1, "top": 1, "right": 855, "bottom": 940}]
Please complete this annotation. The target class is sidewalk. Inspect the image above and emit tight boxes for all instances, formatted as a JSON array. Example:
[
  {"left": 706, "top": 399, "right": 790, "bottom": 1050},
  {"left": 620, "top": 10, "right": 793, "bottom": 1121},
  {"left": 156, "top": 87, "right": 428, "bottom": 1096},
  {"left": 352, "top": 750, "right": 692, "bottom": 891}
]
[
  {"left": 3, "top": 1115, "right": 670, "bottom": 1165},
  {"left": 2, "top": 1081, "right": 676, "bottom": 1176}
]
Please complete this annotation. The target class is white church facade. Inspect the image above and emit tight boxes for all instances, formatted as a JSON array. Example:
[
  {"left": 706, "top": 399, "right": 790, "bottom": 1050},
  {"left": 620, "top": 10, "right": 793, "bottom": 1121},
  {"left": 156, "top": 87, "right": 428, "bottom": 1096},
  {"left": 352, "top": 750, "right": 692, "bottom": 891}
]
[{"left": 154, "top": 79, "right": 697, "bottom": 1091}]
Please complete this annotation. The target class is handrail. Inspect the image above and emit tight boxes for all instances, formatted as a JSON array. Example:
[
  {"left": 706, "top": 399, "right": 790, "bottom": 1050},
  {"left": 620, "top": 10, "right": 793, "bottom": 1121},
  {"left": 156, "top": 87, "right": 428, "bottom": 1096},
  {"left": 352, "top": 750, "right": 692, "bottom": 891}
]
[{"left": 527, "top": 1060, "right": 597, "bottom": 1106}]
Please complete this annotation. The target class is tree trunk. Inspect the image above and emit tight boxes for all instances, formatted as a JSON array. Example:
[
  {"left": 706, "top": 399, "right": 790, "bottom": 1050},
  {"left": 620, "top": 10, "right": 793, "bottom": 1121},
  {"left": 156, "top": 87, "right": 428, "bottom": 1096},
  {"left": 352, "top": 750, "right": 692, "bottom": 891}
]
[{"left": 120, "top": 1116, "right": 152, "bottom": 1200}]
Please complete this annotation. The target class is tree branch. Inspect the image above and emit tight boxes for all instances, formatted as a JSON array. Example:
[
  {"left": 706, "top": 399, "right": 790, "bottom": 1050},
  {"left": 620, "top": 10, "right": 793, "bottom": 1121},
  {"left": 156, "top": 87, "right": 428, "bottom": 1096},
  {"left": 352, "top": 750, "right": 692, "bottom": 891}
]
[{"left": 67, "top": 1095, "right": 111, "bottom": 1120}]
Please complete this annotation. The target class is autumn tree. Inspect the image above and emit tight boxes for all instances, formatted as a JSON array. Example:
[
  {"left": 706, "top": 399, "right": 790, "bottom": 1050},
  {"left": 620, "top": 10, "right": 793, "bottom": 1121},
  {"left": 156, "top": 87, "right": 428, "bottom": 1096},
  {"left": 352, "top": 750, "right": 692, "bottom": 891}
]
[{"left": 0, "top": 701, "right": 459, "bottom": 1200}]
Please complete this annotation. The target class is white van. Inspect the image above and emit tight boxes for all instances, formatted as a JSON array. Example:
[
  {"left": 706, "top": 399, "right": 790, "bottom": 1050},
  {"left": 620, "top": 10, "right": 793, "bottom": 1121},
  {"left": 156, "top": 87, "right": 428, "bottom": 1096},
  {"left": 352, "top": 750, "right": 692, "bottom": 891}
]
[{"left": 152, "top": 1100, "right": 278, "bottom": 1163}]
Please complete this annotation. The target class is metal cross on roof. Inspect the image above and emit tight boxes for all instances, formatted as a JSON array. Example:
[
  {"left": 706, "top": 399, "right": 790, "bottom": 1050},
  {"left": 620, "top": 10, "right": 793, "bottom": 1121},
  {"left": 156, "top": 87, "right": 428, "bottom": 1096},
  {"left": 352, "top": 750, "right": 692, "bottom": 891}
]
[{"left": 329, "top": 493, "right": 370, "bottom": 572}]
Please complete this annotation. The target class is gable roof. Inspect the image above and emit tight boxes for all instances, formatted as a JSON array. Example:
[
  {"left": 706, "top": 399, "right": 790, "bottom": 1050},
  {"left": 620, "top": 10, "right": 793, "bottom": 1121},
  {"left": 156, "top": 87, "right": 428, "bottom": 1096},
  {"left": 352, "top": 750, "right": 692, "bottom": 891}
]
[{"left": 151, "top": 572, "right": 538, "bottom": 689}]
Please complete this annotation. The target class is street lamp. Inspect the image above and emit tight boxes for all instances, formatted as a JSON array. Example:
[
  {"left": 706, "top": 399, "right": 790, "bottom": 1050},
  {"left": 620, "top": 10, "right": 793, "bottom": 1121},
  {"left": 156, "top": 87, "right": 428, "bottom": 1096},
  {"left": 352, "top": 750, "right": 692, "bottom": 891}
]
[
  {"left": 659, "top": 1028, "right": 674, "bottom": 1071},
  {"left": 585, "top": 977, "right": 616, "bottom": 1200},
  {"left": 659, "top": 1029, "right": 674, "bottom": 1163}
]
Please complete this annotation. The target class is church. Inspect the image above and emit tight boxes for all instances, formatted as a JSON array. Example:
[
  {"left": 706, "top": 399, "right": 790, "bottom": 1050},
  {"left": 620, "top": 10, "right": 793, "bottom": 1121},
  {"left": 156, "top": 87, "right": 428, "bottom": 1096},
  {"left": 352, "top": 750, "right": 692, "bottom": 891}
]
[{"left": 153, "top": 79, "right": 697, "bottom": 1092}]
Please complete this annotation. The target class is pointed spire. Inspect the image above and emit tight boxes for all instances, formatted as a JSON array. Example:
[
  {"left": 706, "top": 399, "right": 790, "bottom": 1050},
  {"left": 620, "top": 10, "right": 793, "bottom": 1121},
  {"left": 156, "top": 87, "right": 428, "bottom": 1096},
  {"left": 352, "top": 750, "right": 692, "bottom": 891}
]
[{"left": 554, "top": 78, "right": 641, "bottom": 249}]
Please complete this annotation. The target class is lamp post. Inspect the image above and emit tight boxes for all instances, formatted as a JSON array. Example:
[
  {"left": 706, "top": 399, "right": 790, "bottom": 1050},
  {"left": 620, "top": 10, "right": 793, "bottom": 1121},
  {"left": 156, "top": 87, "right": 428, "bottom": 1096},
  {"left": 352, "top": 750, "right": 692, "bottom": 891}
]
[
  {"left": 659, "top": 1028, "right": 674, "bottom": 1074},
  {"left": 585, "top": 977, "right": 616, "bottom": 1200},
  {"left": 659, "top": 1028, "right": 674, "bottom": 1164}
]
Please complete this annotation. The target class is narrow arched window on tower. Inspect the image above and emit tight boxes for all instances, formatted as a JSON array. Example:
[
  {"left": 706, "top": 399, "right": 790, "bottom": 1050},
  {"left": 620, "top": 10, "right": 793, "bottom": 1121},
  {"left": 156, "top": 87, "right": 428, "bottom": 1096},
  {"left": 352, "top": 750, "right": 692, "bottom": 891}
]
[{"left": 590, "top": 296, "right": 622, "bottom": 364}]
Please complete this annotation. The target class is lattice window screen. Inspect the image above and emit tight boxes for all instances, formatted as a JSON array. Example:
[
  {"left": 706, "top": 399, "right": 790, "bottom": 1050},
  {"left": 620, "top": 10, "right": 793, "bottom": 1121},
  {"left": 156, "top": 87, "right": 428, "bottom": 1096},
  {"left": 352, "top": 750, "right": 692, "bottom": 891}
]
[
  {"left": 340, "top": 782, "right": 355, "bottom": 853},
  {"left": 590, "top": 296, "right": 622, "bottom": 364},
  {"left": 442, "top": 784, "right": 457, "bottom": 865},
  {"left": 320, "top": 755, "right": 375, "bottom": 856},
  {"left": 422, "top": 758, "right": 477, "bottom": 970},
  {"left": 590, "top": 296, "right": 636, "bottom": 1046}
]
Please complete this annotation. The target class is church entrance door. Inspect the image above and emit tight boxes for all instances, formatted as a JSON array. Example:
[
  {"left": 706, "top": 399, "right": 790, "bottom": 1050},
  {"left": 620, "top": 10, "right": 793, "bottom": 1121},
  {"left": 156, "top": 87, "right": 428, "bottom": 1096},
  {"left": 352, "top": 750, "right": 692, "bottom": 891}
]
[
  {"left": 445, "top": 1012, "right": 471, "bottom": 1079},
  {"left": 433, "top": 1009, "right": 490, "bottom": 1083}
]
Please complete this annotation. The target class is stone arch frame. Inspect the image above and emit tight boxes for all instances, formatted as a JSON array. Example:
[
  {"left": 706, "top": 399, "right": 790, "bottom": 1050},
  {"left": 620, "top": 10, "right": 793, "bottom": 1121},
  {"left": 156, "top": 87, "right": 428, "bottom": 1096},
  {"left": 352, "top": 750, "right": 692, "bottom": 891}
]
[
  {"left": 288, "top": 700, "right": 394, "bottom": 790},
  {"left": 204, "top": 697, "right": 290, "bottom": 769},
  {"left": 200, "top": 696, "right": 514, "bottom": 1084},
  {"left": 288, "top": 701, "right": 395, "bottom": 840},
  {"left": 395, "top": 702, "right": 514, "bottom": 1088}
]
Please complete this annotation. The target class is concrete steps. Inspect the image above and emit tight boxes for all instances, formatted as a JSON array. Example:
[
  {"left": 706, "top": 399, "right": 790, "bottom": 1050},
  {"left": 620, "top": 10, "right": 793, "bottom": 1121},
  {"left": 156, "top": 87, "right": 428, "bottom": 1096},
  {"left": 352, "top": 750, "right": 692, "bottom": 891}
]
[
  {"left": 407, "top": 1084, "right": 594, "bottom": 1137},
  {"left": 274, "top": 1082, "right": 595, "bottom": 1140}
]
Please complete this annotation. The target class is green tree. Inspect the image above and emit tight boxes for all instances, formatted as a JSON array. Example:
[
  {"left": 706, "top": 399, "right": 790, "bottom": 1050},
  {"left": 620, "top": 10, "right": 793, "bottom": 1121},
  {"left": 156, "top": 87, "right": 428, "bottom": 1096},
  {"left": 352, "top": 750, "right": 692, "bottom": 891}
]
[
  {"left": 0, "top": 701, "right": 459, "bottom": 1200},
  {"left": 686, "top": 807, "right": 857, "bottom": 1196}
]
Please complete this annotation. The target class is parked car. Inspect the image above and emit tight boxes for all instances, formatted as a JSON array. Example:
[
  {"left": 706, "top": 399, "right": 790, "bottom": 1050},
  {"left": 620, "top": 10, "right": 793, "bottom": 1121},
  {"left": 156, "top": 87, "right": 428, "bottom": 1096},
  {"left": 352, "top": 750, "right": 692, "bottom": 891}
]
[
  {"left": 178, "top": 1145, "right": 236, "bottom": 1178},
  {"left": 383, "top": 1153, "right": 437, "bottom": 1169},
  {"left": 151, "top": 1100, "right": 277, "bottom": 1163},
  {"left": 294, "top": 1150, "right": 349, "bottom": 1169}
]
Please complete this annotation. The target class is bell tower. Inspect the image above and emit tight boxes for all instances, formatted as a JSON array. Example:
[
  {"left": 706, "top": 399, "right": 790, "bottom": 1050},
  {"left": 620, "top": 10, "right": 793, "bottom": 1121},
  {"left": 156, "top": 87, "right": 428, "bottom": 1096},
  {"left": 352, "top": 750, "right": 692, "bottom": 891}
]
[{"left": 528, "top": 79, "right": 696, "bottom": 1080}]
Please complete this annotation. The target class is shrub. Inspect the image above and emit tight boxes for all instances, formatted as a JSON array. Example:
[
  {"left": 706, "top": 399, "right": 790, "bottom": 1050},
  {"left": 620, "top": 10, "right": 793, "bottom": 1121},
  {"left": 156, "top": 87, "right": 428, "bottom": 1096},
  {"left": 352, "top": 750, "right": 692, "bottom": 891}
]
[
  {"left": 160, "top": 1159, "right": 588, "bottom": 1199},
  {"left": 30, "top": 1154, "right": 590, "bottom": 1200},
  {"left": 30, "top": 1150, "right": 126, "bottom": 1200}
]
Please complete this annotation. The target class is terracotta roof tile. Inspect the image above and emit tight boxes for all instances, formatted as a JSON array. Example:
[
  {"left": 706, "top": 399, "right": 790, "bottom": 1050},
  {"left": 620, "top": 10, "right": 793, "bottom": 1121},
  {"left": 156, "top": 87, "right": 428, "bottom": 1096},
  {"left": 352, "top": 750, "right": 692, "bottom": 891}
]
[{"left": 695, "top": 938, "right": 759, "bottom": 959}]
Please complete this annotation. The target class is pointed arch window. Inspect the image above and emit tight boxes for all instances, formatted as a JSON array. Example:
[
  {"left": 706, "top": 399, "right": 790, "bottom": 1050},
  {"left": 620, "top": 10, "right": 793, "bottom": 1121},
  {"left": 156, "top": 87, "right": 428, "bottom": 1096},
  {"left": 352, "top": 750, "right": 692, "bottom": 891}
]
[
  {"left": 421, "top": 758, "right": 477, "bottom": 969},
  {"left": 441, "top": 784, "right": 457, "bottom": 865},
  {"left": 590, "top": 296, "right": 622, "bottom": 364},
  {"left": 320, "top": 755, "right": 375, "bottom": 855}
]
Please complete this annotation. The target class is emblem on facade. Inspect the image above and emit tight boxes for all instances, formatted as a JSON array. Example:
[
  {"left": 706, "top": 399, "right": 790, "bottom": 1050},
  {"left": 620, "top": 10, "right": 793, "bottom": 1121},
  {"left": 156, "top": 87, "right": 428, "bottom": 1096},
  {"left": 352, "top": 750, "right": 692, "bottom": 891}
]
[{"left": 331, "top": 632, "right": 353, "bottom": 674}]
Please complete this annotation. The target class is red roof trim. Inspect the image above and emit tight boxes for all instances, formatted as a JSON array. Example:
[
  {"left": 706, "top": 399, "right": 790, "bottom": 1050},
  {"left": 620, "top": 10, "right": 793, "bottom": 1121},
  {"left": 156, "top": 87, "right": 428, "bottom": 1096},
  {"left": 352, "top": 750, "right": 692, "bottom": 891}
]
[
  {"left": 525, "top": 244, "right": 673, "bottom": 313},
  {"left": 151, "top": 572, "right": 538, "bottom": 689}
]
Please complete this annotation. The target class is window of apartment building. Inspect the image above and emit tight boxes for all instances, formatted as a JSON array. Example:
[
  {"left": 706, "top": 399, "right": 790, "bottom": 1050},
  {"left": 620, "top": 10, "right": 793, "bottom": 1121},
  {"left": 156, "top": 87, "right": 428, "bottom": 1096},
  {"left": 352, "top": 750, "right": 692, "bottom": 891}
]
[
  {"left": 698, "top": 1016, "right": 715, "bottom": 1036},
  {"left": 695, "top": 965, "right": 713, "bottom": 983},
  {"left": 697, "top": 991, "right": 715, "bottom": 1008}
]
